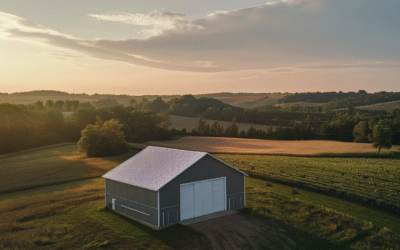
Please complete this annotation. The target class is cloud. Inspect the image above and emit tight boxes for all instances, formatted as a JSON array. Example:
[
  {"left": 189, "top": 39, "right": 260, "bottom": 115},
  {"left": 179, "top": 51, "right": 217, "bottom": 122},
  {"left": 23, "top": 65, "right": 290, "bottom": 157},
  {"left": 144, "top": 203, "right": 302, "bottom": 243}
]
[
  {"left": 93, "top": 0, "right": 400, "bottom": 70},
  {"left": 299, "top": 62, "right": 400, "bottom": 69},
  {"left": 1, "top": 0, "right": 400, "bottom": 73},
  {"left": 0, "top": 11, "right": 224, "bottom": 72},
  {"left": 89, "top": 11, "right": 202, "bottom": 37}
]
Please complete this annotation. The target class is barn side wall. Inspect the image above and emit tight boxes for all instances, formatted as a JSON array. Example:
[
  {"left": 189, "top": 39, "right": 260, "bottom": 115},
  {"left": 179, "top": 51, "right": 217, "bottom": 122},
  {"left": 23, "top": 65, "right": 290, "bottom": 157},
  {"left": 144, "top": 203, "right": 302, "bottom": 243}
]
[
  {"left": 105, "top": 179, "right": 158, "bottom": 227},
  {"left": 159, "top": 155, "right": 245, "bottom": 226}
]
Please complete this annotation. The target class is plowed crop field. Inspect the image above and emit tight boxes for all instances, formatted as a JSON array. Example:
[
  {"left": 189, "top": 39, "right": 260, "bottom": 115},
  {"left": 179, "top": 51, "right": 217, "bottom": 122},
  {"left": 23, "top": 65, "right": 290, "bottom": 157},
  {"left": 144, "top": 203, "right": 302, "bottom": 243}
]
[{"left": 146, "top": 136, "right": 398, "bottom": 155}]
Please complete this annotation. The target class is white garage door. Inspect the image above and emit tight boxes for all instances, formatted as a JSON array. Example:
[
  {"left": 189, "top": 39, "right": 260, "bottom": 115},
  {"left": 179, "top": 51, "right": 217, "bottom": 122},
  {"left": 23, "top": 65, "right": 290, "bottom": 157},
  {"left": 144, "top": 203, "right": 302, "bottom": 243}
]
[{"left": 180, "top": 177, "right": 226, "bottom": 221}]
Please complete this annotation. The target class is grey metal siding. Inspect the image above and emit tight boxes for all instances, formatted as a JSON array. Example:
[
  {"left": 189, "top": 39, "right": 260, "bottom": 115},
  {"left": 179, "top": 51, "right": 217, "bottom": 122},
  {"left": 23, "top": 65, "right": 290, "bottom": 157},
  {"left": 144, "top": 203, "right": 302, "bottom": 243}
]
[
  {"left": 105, "top": 179, "right": 158, "bottom": 226},
  {"left": 159, "top": 155, "right": 245, "bottom": 223}
]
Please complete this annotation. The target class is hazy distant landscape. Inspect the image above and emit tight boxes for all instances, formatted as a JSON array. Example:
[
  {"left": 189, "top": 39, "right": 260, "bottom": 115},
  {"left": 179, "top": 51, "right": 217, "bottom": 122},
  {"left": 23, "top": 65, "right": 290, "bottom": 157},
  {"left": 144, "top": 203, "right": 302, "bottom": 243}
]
[{"left": 1, "top": 89, "right": 400, "bottom": 249}]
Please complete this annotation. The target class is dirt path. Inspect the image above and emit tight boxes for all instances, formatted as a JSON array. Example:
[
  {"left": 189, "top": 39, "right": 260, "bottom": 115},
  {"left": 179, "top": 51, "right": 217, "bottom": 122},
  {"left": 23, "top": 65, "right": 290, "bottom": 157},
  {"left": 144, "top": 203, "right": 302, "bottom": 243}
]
[{"left": 187, "top": 213, "right": 297, "bottom": 250}]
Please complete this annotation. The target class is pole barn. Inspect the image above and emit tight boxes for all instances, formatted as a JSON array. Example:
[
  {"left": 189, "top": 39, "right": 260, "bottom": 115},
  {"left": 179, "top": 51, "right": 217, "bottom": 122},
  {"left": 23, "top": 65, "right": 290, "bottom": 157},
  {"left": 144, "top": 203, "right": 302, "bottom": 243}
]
[{"left": 102, "top": 146, "right": 248, "bottom": 230}]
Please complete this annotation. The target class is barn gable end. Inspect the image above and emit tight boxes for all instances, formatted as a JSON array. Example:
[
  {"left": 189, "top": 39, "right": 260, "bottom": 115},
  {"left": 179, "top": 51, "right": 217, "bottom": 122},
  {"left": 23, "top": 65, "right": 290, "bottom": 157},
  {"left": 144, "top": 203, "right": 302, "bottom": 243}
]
[{"left": 159, "top": 154, "right": 245, "bottom": 215}]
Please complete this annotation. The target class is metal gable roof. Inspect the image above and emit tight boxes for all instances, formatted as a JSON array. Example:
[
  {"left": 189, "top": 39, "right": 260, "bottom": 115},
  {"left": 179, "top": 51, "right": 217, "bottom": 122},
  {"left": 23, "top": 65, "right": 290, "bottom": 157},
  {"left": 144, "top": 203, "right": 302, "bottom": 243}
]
[{"left": 102, "top": 146, "right": 247, "bottom": 191}]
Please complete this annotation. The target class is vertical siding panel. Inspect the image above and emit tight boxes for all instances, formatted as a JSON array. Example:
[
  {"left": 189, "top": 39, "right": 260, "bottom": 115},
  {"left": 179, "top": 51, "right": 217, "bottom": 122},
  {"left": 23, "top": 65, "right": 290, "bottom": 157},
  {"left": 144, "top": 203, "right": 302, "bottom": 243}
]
[{"left": 105, "top": 179, "right": 158, "bottom": 227}]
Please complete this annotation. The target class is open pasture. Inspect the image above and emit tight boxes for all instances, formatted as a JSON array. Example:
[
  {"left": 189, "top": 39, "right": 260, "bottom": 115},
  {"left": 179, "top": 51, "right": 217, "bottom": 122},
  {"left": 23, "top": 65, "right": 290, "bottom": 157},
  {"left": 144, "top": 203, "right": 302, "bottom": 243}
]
[
  {"left": 275, "top": 102, "right": 325, "bottom": 108},
  {"left": 1, "top": 175, "right": 398, "bottom": 250},
  {"left": 217, "top": 154, "right": 400, "bottom": 213},
  {"left": 355, "top": 100, "right": 400, "bottom": 113},
  {"left": 0, "top": 144, "right": 399, "bottom": 249},
  {"left": 146, "top": 136, "right": 399, "bottom": 155},
  {"left": 0, "top": 144, "right": 136, "bottom": 194},
  {"left": 0, "top": 178, "right": 340, "bottom": 250}
]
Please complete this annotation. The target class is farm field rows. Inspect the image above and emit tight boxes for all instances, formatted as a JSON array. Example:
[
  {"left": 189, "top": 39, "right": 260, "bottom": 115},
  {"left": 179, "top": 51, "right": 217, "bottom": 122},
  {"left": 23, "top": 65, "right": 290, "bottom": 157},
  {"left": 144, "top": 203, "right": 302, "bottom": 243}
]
[
  {"left": 1, "top": 144, "right": 399, "bottom": 249},
  {"left": 216, "top": 154, "right": 400, "bottom": 213},
  {"left": 246, "top": 178, "right": 400, "bottom": 234},
  {"left": 355, "top": 100, "right": 400, "bottom": 113}
]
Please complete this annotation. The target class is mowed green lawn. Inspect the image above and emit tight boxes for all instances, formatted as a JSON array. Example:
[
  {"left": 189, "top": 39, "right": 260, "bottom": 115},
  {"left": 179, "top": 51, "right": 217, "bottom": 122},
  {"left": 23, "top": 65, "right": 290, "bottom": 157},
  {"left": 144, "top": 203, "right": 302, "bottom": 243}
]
[{"left": 0, "top": 144, "right": 137, "bottom": 194}]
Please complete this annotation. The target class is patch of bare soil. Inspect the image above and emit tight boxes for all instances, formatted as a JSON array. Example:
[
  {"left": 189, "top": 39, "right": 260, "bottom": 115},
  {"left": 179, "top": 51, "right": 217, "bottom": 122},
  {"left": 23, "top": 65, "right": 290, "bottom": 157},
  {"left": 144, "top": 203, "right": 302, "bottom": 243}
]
[
  {"left": 146, "top": 136, "right": 381, "bottom": 155},
  {"left": 187, "top": 213, "right": 297, "bottom": 250}
]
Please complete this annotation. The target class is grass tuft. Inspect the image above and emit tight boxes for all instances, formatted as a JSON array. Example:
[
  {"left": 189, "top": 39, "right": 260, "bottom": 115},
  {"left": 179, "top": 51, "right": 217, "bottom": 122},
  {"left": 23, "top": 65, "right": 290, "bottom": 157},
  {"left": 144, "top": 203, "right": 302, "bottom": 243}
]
[{"left": 82, "top": 240, "right": 113, "bottom": 249}]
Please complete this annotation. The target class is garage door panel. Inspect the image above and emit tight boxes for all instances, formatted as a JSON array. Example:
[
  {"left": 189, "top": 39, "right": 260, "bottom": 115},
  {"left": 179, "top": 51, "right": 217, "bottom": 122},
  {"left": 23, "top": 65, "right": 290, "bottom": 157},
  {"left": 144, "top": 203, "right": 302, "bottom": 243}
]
[
  {"left": 212, "top": 179, "right": 225, "bottom": 213},
  {"left": 180, "top": 184, "right": 194, "bottom": 221},
  {"left": 180, "top": 178, "right": 226, "bottom": 221},
  {"left": 203, "top": 180, "right": 213, "bottom": 215},
  {"left": 194, "top": 182, "right": 204, "bottom": 217}
]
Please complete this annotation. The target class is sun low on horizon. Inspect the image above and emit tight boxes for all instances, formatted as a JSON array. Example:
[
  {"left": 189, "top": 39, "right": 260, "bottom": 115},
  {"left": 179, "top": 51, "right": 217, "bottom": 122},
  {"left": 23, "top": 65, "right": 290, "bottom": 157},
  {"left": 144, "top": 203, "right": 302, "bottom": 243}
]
[{"left": 1, "top": 0, "right": 399, "bottom": 96}]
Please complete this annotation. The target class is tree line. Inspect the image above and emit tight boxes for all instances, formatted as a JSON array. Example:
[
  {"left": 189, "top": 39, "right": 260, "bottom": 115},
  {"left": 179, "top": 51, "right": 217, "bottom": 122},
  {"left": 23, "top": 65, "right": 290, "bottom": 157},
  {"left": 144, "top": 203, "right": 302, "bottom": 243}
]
[
  {"left": 0, "top": 101, "right": 171, "bottom": 155},
  {"left": 1, "top": 93, "right": 399, "bottom": 156},
  {"left": 278, "top": 90, "right": 400, "bottom": 109}
]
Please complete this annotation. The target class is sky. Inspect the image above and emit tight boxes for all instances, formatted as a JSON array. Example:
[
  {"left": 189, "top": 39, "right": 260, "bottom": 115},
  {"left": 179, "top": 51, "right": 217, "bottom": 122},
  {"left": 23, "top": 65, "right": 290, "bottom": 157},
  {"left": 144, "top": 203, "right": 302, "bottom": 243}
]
[{"left": 0, "top": 0, "right": 399, "bottom": 95}]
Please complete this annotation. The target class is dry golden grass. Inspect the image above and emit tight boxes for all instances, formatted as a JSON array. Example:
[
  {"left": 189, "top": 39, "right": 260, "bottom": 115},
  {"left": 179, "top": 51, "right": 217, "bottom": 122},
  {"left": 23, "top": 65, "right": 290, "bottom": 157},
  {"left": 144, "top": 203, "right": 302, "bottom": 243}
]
[
  {"left": 0, "top": 145, "right": 137, "bottom": 194},
  {"left": 146, "top": 136, "right": 398, "bottom": 155}
]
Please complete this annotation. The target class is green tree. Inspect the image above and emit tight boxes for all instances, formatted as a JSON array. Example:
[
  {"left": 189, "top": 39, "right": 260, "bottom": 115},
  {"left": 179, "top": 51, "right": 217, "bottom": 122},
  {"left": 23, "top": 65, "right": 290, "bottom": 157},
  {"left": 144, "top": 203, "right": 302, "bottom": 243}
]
[
  {"left": 35, "top": 101, "right": 45, "bottom": 110},
  {"left": 45, "top": 100, "right": 54, "bottom": 109},
  {"left": 54, "top": 100, "right": 65, "bottom": 110},
  {"left": 65, "top": 100, "right": 72, "bottom": 111},
  {"left": 353, "top": 121, "right": 371, "bottom": 143},
  {"left": 195, "top": 116, "right": 209, "bottom": 135},
  {"left": 93, "top": 98, "right": 119, "bottom": 108},
  {"left": 129, "top": 99, "right": 137, "bottom": 107},
  {"left": 158, "top": 112, "right": 172, "bottom": 129},
  {"left": 225, "top": 118, "right": 239, "bottom": 137},
  {"left": 210, "top": 120, "right": 224, "bottom": 136},
  {"left": 78, "top": 119, "right": 129, "bottom": 157},
  {"left": 372, "top": 125, "right": 392, "bottom": 156},
  {"left": 246, "top": 124, "right": 257, "bottom": 138},
  {"left": 151, "top": 97, "right": 169, "bottom": 113}
]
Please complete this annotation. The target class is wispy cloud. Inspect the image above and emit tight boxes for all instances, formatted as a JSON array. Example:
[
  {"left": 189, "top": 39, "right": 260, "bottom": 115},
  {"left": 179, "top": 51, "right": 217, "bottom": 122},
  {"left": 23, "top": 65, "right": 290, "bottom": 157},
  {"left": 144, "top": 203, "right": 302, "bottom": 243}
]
[
  {"left": 0, "top": 11, "right": 223, "bottom": 72},
  {"left": 88, "top": 11, "right": 202, "bottom": 37},
  {"left": 299, "top": 62, "right": 400, "bottom": 69}
]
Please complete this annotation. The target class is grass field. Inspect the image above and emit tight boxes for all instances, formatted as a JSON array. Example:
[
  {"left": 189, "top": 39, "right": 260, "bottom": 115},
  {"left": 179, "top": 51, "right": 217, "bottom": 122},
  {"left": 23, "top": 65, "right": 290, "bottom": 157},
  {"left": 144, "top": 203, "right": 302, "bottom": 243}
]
[
  {"left": 0, "top": 173, "right": 398, "bottom": 249},
  {"left": 1, "top": 144, "right": 399, "bottom": 249},
  {"left": 0, "top": 144, "right": 136, "bottom": 194},
  {"left": 146, "top": 136, "right": 400, "bottom": 155},
  {"left": 216, "top": 154, "right": 400, "bottom": 214},
  {"left": 0, "top": 178, "right": 212, "bottom": 250},
  {"left": 198, "top": 93, "right": 286, "bottom": 108},
  {"left": 355, "top": 100, "right": 400, "bottom": 113},
  {"left": 245, "top": 178, "right": 399, "bottom": 250},
  {"left": 246, "top": 178, "right": 400, "bottom": 234},
  {"left": 0, "top": 178, "right": 345, "bottom": 250},
  {"left": 275, "top": 102, "right": 325, "bottom": 108}
]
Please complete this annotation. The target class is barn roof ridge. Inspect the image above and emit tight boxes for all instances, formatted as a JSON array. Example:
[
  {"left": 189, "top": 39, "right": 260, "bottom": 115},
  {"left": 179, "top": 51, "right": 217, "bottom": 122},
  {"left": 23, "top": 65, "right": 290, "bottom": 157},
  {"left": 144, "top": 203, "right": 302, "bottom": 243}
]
[{"left": 102, "top": 146, "right": 247, "bottom": 191}]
